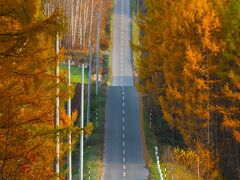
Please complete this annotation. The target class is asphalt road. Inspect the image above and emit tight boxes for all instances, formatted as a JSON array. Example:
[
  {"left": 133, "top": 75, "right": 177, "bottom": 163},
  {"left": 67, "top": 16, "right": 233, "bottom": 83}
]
[{"left": 102, "top": 0, "right": 149, "bottom": 179}]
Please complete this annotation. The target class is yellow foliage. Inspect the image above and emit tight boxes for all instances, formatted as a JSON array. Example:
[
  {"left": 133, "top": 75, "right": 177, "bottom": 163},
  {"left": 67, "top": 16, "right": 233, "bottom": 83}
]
[
  {"left": 0, "top": 0, "right": 66, "bottom": 179},
  {"left": 85, "top": 122, "right": 94, "bottom": 136},
  {"left": 173, "top": 144, "right": 219, "bottom": 178},
  {"left": 135, "top": 0, "right": 240, "bottom": 177}
]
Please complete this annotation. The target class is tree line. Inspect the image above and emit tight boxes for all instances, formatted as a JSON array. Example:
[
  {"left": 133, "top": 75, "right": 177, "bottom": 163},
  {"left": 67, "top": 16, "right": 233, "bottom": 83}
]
[
  {"left": 44, "top": 0, "right": 104, "bottom": 49},
  {"left": 0, "top": 0, "right": 110, "bottom": 178},
  {"left": 134, "top": 0, "right": 240, "bottom": 178}
]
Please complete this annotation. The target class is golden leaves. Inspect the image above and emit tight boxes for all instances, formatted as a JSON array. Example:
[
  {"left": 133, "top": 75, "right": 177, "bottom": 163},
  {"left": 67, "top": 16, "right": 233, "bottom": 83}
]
[
  {"left": 174, "top": 147, "right": 198, "bottom": 168},
  {"left": 0, "top": 0, "right": 67, "bottom": 179},
  {"left": 166, "top": 143, "right": 220, "bottom": 178},
  {"left": 85, "top": 122, "right": 93, "bottom": 136},
  {"left": 137, "top": 0, "right": 240, "bottom": 177},
  {"left": 200, "top": 11, "right": 220, "bottom": 53},
  {"left": 60, "top": 111, "right": 77, "bottom": 126},
  {"left": 233, "top": 130, "right": 240, "bottom": 143},
  {"left": 222, "top": 116, "right": 240, "bottom": 128},
  {"left": 223, "top": 83, "right": 240, "bottom": 100},
  {"left": 186, "top": 46, "right": 203, "bottom": 64}
]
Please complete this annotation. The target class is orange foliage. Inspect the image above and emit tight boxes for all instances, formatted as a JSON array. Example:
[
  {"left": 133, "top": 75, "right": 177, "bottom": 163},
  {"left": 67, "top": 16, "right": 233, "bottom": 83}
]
[
  {"left": 134, "top": 0, "right": 240, "bottom": 178},
  {"left": 0, "top": 0, "right": 73, "bottom": 179}
]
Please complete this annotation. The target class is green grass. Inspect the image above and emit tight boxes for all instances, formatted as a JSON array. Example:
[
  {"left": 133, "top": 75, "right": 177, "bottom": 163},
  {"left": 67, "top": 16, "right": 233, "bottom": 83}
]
[
  {"left": 102, "top": 50, "right": 112, "bottom": 85},
  {"left": 130, "top": 0, "right": 137, "bottom": 17},
  {"left": 60, "top": 64, "right": 88, "bottom": 83},
  {"left": 83, "top": 85, "right": 106, "bottom": 180},
  {"left": 71, "top": 84, "right": 106, "bottom": 180}
]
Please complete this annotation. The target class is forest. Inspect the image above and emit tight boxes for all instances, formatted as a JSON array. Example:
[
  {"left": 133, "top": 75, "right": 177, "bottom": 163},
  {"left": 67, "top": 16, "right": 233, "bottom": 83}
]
[
  {"left": 134, "top": 0, "right": 240, "bottom": 179},
  {"left": 1, "top": 0, "right": 240, "bottom": 179}
]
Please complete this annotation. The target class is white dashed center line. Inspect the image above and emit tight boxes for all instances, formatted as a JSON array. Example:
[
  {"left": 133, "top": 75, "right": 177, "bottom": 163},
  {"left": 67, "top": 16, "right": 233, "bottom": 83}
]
[{"left": 122, "top": 72, "right": 126, "bottom": 178}]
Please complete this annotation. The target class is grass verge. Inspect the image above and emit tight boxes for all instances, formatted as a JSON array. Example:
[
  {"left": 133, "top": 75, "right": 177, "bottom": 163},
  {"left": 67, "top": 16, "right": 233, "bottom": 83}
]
[
  {"left": 83, "top": 85, "right": 106, "bottom": 180},
  {"left": 71, "top": 83, "right": 106, "bottom": 180},
  {"left": 141, "top": 97, "right": 161, "bottom": 179},
  {"left": 60, "top": 64, "right": 88, "bottom": 83},
  {"left": 130, "top": 0, "right": 140, "bottom": 81},
  {"left": 130, "top": 0, "right": 137, "bottom": 17},
  {"left": 106, "top": 1, "right": 114, "bottom": 85},
  {"left": 141, "top": 97, "right": 199, "bottom": 180},
  {"left": 131, "top": 15, "right": 140, "bottom": 77}
]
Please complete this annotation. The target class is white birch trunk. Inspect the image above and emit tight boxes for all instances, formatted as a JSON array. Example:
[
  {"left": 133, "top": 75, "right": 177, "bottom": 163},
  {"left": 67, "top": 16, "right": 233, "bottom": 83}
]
[
  {"left": 89, "top": 0, "right": 94, "bottom": 45},
  {"left": 82, "top": 1, "right": 89, "bottom": 48}
]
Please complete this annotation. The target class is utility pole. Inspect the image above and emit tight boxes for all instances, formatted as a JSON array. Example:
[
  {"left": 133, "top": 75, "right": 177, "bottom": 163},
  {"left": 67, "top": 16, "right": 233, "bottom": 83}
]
[
  {"left": 87, "top": 45, "right": 93, "bottom": 125},
  {"left": 96, "top": 13, "right": 101, "bottom": 95},
  {"left": 79, "top": 64, "right": 85, "bottom": 180},
  {"left": 55, "top": 33, "right": 60, "bottom": 180},
  {"left": 67, "top": 59, "right": 72, "bottom": 180}
]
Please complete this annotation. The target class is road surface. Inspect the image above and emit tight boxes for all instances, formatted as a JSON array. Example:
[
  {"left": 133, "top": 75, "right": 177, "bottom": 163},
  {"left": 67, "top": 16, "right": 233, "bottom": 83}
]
[{"left": 102, "top": 0, "right": 149, "bottom": 179}]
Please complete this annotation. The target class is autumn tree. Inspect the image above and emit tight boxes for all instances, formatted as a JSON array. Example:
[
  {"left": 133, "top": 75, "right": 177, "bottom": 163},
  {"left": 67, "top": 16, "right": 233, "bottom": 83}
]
[
  {"left": 134, "top": 0, "right": 240, "bottom": 178},
  {"left": 218, "top": 0, "right": 240, "bottom": 142},
  {"left": 0, "top": 0, "right": 74, "bottom": 179}
]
